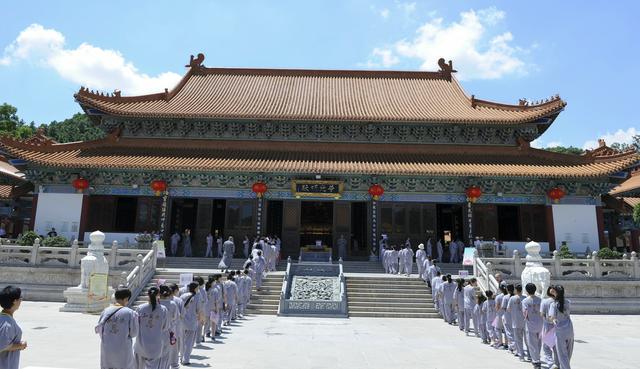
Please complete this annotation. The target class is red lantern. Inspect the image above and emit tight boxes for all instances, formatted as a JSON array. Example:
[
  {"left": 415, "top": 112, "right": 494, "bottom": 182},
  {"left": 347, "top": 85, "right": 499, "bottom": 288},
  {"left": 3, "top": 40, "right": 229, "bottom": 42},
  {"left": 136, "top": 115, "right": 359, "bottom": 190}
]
[
  {"left": 465, "top": 186, "right": 482, "bottom": 203},
  {"left": 150, "top": 180, "right": 168, "bottom": 196},
  {"left": 72, "top": 177, "right": 89, "bottom": 193},
  {"left": 252, "top": 182, "right": 267, "bottom": 198},
  {"left": 547, "top": 187, "right": 566, "bottom": 203},
  {"left": 368, "top": 184, "right": 384, "bottom": 201}
]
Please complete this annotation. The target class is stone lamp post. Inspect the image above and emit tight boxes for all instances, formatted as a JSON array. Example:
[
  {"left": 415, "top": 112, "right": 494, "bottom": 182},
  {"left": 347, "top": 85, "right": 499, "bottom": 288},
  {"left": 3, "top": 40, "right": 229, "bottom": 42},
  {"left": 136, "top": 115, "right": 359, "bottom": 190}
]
[
  {"left": 60, "top": 230, "right": 114, "bottom": 313},
  {"left": 521, "top": 240, "right": 551, "bottom": 297}
]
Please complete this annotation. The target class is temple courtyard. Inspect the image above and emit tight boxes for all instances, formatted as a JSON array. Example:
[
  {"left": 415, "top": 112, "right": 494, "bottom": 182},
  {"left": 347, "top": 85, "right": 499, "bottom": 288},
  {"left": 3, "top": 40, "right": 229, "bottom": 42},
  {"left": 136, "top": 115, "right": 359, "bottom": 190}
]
[{"left": 16, "top": 301, "right": 639, "bottom": 369}]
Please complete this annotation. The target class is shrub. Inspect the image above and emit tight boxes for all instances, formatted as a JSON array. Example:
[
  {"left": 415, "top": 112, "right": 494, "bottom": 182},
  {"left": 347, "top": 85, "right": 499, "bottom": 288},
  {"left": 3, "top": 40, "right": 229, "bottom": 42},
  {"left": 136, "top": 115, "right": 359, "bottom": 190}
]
[
  {"left": 17, "top": 231, "right": 40, "bottom": 246},
  {"left": 634, "top": 203, "right": 640, "bottom": 226},
  {"left": 557, "top": 243, "right": 575, "bottom": 259},
  {"left": 42, "top": 236, "right": 70, "bottom": 247},
  {"left": 597, "top": 247, "right": 623, "bottom": 260}
]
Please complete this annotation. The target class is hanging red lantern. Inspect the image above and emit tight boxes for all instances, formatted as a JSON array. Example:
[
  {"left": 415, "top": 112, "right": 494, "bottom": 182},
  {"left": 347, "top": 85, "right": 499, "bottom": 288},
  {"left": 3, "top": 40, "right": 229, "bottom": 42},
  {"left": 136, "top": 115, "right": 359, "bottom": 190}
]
[
  {"left": 71, "top": 177, "right": 89, "bottom": 193},
  {"left": 547, "top": 187, "right": 566, "bottom": 203},
  {"left": 368, "top": 184, "right": 384, "bottom": 201},
  {"left": 252, "top": 182, "right": 268, "bottom": 198},
  {"left": 150, "top": 180, "right": 168, "bottom": 196},
  {"left": 465, "top": 185, "right": 482, "bottom": 203}
]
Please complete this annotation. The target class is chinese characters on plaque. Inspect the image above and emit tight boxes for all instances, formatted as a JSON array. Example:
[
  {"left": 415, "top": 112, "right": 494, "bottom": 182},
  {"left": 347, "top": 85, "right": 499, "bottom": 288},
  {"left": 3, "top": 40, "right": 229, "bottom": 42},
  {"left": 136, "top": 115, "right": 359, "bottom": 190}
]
[{"left": 292, "top": 180, "right": 344, "bottom": 198}]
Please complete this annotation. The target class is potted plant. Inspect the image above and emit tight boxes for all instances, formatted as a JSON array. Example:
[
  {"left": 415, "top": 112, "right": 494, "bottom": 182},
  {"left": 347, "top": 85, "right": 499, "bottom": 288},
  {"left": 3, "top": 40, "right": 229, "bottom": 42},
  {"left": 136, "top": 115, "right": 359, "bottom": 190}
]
[
  {"left": 17, "top": 231, "right": 40, "bottom": 246},
  {"left": 135, "top": 233, "right": 154, "bottom": 249},
  {"left": 42, "top": 236, "right": 71, "bottom": 248}
]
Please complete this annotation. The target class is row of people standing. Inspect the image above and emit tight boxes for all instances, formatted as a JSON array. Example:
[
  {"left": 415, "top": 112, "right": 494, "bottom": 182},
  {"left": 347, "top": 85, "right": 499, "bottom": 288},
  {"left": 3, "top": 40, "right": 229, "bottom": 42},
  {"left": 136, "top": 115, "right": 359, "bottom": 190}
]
[
  {"left": 96, "top": 249, "right": 268, "bottom": 369},
  {"left": 170, "top": 230, "right": 281, "bottom": 260},
  {"left": 431, "top": 276, "right": 574, "bottom": 369},
  {"left": 380, "top": 237, "right": 467, "bottom": 265}
]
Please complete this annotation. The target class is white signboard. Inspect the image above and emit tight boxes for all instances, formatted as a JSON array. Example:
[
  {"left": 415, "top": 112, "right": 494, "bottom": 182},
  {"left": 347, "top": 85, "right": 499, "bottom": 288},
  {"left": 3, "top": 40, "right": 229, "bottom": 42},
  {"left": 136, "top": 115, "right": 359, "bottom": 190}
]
[{"left": 179, "top": 273, "right": 193, "bottom": 287}]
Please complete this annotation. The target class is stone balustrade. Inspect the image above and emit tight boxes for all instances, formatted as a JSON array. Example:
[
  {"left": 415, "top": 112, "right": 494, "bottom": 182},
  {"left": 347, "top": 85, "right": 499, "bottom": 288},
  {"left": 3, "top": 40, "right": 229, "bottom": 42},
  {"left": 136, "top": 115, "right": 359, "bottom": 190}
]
[
  {"left": 479, "top": 250, "right": 640, "bottom": 280},
  {"left": 0, "top": 239, "right": 142, "bottom": 269}
]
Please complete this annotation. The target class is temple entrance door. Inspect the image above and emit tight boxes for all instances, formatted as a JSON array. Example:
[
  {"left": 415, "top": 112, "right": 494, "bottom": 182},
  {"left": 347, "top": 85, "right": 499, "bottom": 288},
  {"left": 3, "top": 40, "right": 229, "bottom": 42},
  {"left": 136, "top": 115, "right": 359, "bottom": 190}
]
[
  {"left": 194, "top": 199, "right": 213, "bottom": 256},
  {"left": 300, "top": 201, "right": 334, "bottom": 251},
  {"left": 350, "top": 202, "right": 368, "bottom": 259},
  {"left": 212, "top": 199, "right": 226, "bottom": 239},
  {"left": 333, "top": 202, "right": 351, "bottom": 260},
  {"left": 437, "top": 204, "right": 464, "bottom": 260},
  {"left": 281, "top": 200, "right": 301, "bottom": 259},
  {"left": 169, "top": 198, "right": 198, "bottom": 255},
  {"left": 266, "top": 200, "right": 284, "bottom": 238}
]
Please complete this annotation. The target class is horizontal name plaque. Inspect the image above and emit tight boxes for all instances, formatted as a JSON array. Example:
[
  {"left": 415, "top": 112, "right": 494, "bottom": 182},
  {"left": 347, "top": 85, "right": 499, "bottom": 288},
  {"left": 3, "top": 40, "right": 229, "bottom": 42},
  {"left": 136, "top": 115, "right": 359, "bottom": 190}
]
[{"left": 292, "top": 180, "right": 343, "bottom": 198}]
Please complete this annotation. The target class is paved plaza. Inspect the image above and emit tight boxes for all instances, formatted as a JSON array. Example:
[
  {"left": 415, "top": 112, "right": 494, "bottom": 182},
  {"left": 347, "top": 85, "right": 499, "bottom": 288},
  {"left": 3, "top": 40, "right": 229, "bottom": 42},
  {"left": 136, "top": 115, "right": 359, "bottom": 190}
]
[{"left": 15, "top": 301, "right": 639, "bottom": 369}]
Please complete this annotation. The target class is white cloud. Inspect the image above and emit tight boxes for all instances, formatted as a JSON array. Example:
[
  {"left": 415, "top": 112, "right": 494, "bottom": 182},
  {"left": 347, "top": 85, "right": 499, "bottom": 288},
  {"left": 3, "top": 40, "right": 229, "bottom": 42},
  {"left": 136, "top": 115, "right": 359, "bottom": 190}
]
[
  {"left": 397, "top": 2, "right": 416, "bottom": 15},
  {"left": 1, "top": 24, "right": 182, "bottom": 95},
  {"left": 530, "top": 139, "right": 563, "bottom": 149},
  {"left": 380, "top": 8, "right": 390, "bottom": 19},
  {"left": 363, "top": 7, "right": 528, "bottom": 80},
  {"left": 373, "top": 48, "right": 400, "bottom": 67},
  {"left": 583, "top": 127, "right": 639, "bottom": 150}
]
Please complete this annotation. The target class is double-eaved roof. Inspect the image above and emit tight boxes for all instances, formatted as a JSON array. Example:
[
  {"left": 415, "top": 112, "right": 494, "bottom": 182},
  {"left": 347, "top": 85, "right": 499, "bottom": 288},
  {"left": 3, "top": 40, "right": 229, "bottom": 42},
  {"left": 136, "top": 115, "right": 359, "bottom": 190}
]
[{"left": 75, "top": 60, "right": 565, "bottom": 124}]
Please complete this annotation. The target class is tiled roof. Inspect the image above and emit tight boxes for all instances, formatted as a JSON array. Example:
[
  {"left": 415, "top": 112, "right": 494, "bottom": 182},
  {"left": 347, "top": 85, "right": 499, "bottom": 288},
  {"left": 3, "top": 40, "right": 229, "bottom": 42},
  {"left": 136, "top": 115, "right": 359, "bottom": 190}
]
[
  {"left": 610, "top": 172, "right": 640, "bottom": 196},
  {"left": 0, "top": 158, "right": 25, "bottom": 185},
  {"left": 0, "top": 183, "right": 32, "bottom": 199},
  {"left": 621, "top": 197, "right": 640, "bottom": 209},
  {"left": 0, "top": 135, "right": 637, "bottom": 179},
  {"left": 75, "top": 63, "right": 566, "bottom": 124}
]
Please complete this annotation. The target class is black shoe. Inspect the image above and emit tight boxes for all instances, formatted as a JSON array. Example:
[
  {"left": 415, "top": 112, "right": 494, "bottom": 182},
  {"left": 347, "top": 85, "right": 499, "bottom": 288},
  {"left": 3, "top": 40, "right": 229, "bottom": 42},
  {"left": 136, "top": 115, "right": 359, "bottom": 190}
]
[{"left": 206, "top": 332, "right": 211, "bottom": 338}]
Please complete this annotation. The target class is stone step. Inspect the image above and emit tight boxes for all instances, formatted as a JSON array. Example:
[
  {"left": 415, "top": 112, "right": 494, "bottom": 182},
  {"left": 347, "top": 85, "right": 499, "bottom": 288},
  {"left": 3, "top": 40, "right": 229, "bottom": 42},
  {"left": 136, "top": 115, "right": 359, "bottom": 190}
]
[
  {"left": 347, "top": 287, "right": 429, "bottom": 294},
  {"left": 347, "top": 282, "right": 426, "bottom": 289},
  {"left": 348, "top": 305, "right": 435, "bottom": 313},
  {"left": 348, "top": 292, "right": 432, "bottom": 298},
  {"left": 348, "top": 301, "right": 434, "bottom": 308},
  {"left": 347, "top": 296, "right": 432, "bottom": 303},
  {"left": 349, "top": 311, "right": 440, "bottom": 318}
]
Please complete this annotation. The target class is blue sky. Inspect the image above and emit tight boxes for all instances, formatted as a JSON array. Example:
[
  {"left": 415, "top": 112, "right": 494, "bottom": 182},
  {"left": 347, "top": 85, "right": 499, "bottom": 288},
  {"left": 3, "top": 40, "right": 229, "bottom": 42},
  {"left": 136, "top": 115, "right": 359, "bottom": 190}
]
[{"left": 1, "top": 0, "right": 638, "bottom": 149}]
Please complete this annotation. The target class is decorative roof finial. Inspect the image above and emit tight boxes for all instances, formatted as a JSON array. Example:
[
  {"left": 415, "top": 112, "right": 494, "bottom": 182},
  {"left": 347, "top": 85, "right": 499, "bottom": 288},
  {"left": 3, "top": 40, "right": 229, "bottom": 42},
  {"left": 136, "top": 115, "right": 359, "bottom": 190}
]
[
  {"left": 437, "top": 58, "right": 457, "bottom": 81},
  {"left": 113, "top": 90, "right": 121, "bottom": 98},
  {"left": 186, "top": 53, "right": 205, "bottom": 68},
  {"left": 598, "top": 138, "right": 606, "bottom": 147}
]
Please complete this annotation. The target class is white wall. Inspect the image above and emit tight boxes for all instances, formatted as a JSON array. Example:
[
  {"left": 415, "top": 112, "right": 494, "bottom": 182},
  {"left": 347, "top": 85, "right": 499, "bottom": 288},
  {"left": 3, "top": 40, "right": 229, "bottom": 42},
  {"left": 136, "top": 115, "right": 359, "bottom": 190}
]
[
  {"left": 552, "top": 204, "right": 599, "bottom": 253},
  {"left": 502, "top": 241, "right": 550, "bottom": 256},
  {"left": 34, "top": 193, "right": 84, "bottom": 240}
]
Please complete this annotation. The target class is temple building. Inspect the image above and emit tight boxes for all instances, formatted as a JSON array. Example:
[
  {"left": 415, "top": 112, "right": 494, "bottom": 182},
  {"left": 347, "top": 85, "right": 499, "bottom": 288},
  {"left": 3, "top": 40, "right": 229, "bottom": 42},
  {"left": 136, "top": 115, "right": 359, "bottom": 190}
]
[
  {"left": 1, "top": 54, "right": 638, "bottom": 258},
  {"left": 603, "top": 165, "right": 640, "bottom": 252}
]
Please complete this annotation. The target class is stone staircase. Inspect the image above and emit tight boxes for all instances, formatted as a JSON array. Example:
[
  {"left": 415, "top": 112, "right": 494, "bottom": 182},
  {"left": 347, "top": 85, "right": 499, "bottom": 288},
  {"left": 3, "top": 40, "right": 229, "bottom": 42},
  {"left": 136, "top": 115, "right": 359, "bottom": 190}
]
[{"left": 346, "top": 276, "right": 439, "bottom": 318}]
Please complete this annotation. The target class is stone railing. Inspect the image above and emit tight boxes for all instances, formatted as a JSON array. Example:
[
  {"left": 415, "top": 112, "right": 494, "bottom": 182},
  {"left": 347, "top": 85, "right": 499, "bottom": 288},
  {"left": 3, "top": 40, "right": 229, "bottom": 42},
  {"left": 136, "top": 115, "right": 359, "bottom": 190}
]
[
  {"left": 473, "top": 255, "right": 501, "bottom": 294},
  {"left": 0, "top": 239, "right": 141, "bottom": 269},
  {"left": 478, "top": 250, "right": 640, "bottom": 280},
  {"left": 119, "top": 241, "right": 158, "bottom": 307}
]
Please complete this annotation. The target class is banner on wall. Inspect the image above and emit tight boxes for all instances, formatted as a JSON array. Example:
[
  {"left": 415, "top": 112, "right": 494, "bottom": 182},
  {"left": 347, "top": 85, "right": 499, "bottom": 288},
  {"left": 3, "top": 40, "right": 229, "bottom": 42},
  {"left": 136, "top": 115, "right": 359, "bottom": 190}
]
[{"left": 462, "top": 247, "right": 475, "bottom": 266}]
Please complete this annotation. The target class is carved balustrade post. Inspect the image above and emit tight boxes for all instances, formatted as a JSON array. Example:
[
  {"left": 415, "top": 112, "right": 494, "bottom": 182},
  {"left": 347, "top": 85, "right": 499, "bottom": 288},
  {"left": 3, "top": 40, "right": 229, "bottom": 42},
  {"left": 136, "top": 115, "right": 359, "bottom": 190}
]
[
  {"left": 592, "top": 251, "right": 601, "bottom": 278},
  {"left": 513, "top": 250, "right": 522, "bottom": 278},
  {"left": 30, "top": 238, "right": 40, "bottom": 265},
  {"left": 486, "top": 261, "right": 493, "bottom": 290},
  {"left": 137, "top": 254, "right": 144, "bottom": 287},
  {"left": 631, "top": 252, "right": 639, "bottom": 279},
  {"left": 69, "top": 239, "right": 79, "bottom": 267},
  {"left": 110, "top": 241, "right": 119, "bottom": 268},
  {"left": 120, "top": 271, "right": 128, "bottom": 287},
  {"left": 552, "top": 250, "right": 561, "bottom": 277}
]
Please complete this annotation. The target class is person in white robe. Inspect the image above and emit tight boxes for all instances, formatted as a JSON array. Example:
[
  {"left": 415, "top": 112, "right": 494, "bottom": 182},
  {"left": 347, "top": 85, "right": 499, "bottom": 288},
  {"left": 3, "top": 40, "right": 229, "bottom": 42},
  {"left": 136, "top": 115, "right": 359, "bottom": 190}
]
[
  {"left": 194, "top": 277, "right": 208, "bottom": 344},
  {"left": 180, "top": 282, "right": 201, "bottom": 365},
  {"left": 402, "top": 243, "right": 414, "bottom": 277},
  {"left": 134, "top": 287, "right": 169, "bottom": 369},
  {"left": 416, "top": 244, "right": 427, "bottom": 278},
  {"left": 205, "top": 233, "right": 214, "bottom": 258},
  {"left": 96, "top": 288, "right": 138, "bottom": 369},
  {"left": 426, "top": 238, "right": 433, "bottom": 259},
  {"left": 158, "top": 285, "right": 179, "bottom": 369},
  {"left": 0, "top": 286, "right": 25, "bottom": 369},
  {"left": 389, "top": 247, "right": 399, "bottom": 274},
  {"left": 234, "top": 271, "right": 247, "bottom": 318},
  {"left": 421, "top": 257, "right": 432, "bottom": 281},
  {"left": 274, "top": 236, "right": 282, "bottom": 263},
  {"left": 449, "top": 241, "right": 459, "bottom": 263},
  {"left": 182, "top": 229, "right": 192, "bottom": 257},
  {"left": 269, "top": 243, "right": 277, "bottom": 272},
  {"left": 208, "top": 275, "right": 223, "bottom": 341},
  {"left": 337, "top": 234, "right": 348, "bottom": 260},
  {"left": 397, "top": 247, "right": 406, "bottom": 275},
  {"left": 253, "top": 250, "right": 266, "bottom": 290},
  {"left": 216, "top": 236, "right": 223, "bottom": 258},
  {"left": 169, "top": 284, "right": 183, "bottom": 369},
  {"left": 431, "top": 272, "right": 443, "bottom": 312},
  {"left": 243, "top": 236, "right": 251, "bottom": 259},
  {"left": 223, "top": 273, "right": 239, "bottom": 324},
  {"left": 218, "top": 237, "right": 235, "bottom": 269}
]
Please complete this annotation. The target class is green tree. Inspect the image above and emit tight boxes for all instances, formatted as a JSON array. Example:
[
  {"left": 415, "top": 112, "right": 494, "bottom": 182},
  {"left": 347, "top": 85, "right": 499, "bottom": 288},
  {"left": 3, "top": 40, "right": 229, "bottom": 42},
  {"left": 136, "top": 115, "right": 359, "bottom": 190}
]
[
  {"left": 633, "top": 203, "right": 640, "bottom": 226},
  {"left": 44, "top": 113, "right": 104, "bottom": 143},
  {"left": 544, "top": 146, "right": 585, "bottom": 155},
  {"left": 0, "top": 103, "right": 36, "bottom": 138}
]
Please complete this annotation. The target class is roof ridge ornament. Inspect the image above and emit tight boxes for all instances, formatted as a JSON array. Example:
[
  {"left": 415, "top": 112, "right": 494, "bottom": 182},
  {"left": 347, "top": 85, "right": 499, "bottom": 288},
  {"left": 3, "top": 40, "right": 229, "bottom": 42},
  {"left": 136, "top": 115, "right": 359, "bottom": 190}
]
[
  {"left": 437, "top": 58, "right": 457, "bottom": 81},
  {"left": 186, "top": 53, "right": 205, "bottom": 68},
  {"left": 21, "top": 128, "right": 57, "bottom": 147}
]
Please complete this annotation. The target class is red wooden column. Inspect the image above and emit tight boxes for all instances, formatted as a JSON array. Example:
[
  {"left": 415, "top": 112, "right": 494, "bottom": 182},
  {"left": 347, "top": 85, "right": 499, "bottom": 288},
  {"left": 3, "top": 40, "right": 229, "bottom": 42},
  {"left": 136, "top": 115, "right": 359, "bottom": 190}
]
[
  {"left": 595, "top": 206, "right": 606, "bottom": 250},
  {"left": 545, "top": 206, "right": 556, "bottom": 251}
]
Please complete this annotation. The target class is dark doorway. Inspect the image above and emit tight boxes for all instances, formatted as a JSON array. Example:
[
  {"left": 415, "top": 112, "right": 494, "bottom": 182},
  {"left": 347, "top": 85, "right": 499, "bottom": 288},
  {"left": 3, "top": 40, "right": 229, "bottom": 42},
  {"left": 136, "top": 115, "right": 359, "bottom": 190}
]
[
  {"left": 437, "top": 204, "right": 464, "bottom": 260},
  {"left": 498, "top": 205, "right": 520, "bottom": 241},
  {"left": 170, "top": 198, "right": 198, "bottom": 255},
  {"left": 266, "top": 200, "right": 283, "bottom": 238},
  {"left": 212, "top": 199, "right": 226, "bottom": 237},
  {"left": 351, "top": 202, "right": 367, "bottom": 257},
  {"left": 300, "top": 201, "right": 333, "bottom": 247}
]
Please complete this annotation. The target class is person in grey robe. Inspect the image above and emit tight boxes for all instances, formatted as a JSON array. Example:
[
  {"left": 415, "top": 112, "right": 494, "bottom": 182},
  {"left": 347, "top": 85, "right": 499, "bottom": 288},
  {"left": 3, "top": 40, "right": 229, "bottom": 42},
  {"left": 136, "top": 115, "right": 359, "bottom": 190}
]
[
  {"left": 194, "top": 277, "right": 208, "bottom": 343},
  {"left": 402, "top": 243, "right": 414, "bottom": 276},
  {"left": 540, "top": 287, "right": 556, "bottom": 369},
  {"left": 182, "top": 229, "right": 192, "bottom": 257},
  {"left": 216, "top": 236, "right": 223, "bottom": 258},
  {"left": 453, "top": 279, "right": 465, "bottom": 330},
  {"left": 170, "top": 232, "right": 180, "bottom": 256},
  {"left": 449, "top": 241, "right": 459, "bottom": 263},
  {"left": 212, "top": 276, "right": 224, "bottom": 335},
  {"left": 549, "top": 285, "right": 574, "bottom": 369},
  {"left": 523, "top": 283, "right": 543, "bottom": 368},
  {"left": 426, "top": 238, "right": 433, "bottom": 258},
  {"left": 441, "top": 275, "right": 456, "bottom": 324},
  {"left": 337, "top": 234, "right": 347, "bottom": 260},
  {"left": 158, "top": 285, "right": 179, "bottom": 369},
  {"left": 180, "top": 282, "right": 201, "bottom": 366},
  {"left": 223, "top": 273, "right": 239, "bottom": 325},
  {"left": 0, "top": 286, "right": 26, "bottom": 369},
  {"left": 507, "top": 284, "right": 526, "bottom": 361},
  {"left": 96, "top": 288, "right": 138, "bottom": 369},
  {"left": 218, "top": 236, "right": 235, "bottom": 269},
  {"left": 243, "top": 236, "right": 251, "bottom": 259},
  {"left": 463, "top": 278, "right": 477, "bottom": 336},
  {"left": 502, "top": 285, "right": 515, "bottom": 352},
  {"left": 436, "top": 240, "right": 443, "bottom": 262},
  {"left": 205, "top": 233, "right": 214, "bottom": 258},
  {"left": 134, "top": 287, "right": 169, "bottom": 369}
]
